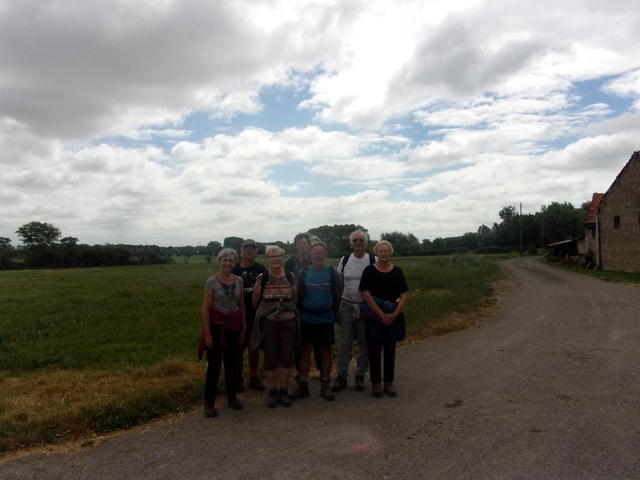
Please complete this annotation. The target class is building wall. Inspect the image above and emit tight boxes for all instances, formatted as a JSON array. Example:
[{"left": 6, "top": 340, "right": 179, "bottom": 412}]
[{"left": 599, "top": 152, "right": 640, "bottom": 273}]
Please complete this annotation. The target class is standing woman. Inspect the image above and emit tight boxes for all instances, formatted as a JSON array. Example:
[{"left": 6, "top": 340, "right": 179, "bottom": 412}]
[
  {"left": 251, "top": 246, "right": 298, "bottom": 407},
  {"left": 359, "top": 240, "right": 408, "bottom": 398},
  {"left": 200, "top": 248, "right": 245, "bottom": 417}
]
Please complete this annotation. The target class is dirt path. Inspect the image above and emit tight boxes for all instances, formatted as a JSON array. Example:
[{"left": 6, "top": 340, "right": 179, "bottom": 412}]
[{"left": 3, "top": 257, "right": 640, "bottom": 479}]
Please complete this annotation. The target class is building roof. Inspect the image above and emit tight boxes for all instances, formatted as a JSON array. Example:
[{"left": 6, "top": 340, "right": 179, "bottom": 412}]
[
  {"left": 585, "top": 192, "right": 605, "bottom": 224},
  {"left": 598, "top": 150, "right": 640, "bottom": 213},
  {"left": 546, "top": 238, "right": 581, "bottom": 247}
]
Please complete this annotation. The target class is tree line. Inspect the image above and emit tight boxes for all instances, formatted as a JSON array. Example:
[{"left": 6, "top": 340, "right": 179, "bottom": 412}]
[{"left": 1, "top": 201, "right": 587, "bottom": 269}]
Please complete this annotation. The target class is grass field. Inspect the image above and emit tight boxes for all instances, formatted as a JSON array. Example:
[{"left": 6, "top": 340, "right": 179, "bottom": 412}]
[
  {"left": 0, "top": 255, "right": 504, "bottom": 452},
  {"left": 541, "top": 258, "right": 640, "bottom": 283}
]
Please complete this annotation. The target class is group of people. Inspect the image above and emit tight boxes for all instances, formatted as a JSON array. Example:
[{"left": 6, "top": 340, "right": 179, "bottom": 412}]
[{"left": 198, "top": 230, "right": 409, "bottom": 417}]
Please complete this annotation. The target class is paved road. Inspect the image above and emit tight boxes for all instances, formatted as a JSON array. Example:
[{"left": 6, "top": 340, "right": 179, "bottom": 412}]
[{"left": 3, "top": 257, "right": 640, "bottom": 479}]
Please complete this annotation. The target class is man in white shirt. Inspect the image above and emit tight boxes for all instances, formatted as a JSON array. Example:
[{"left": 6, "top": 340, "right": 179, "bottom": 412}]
[{"left": 333, "top": 229, "right": 375, "bottom": 392}]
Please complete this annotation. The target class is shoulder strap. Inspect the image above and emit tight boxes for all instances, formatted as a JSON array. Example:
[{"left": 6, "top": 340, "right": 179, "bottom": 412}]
[{"left": 341, "top": 254, "right": 350, "bottom": 269}]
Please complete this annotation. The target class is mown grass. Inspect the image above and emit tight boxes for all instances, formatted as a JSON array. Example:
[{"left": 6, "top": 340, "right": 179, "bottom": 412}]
[
  {"left": 0, "top": 255, "right": 503, "bottom": 453},
  {"left": 541, "top": 258, "right": 640, "bottom": 283}
]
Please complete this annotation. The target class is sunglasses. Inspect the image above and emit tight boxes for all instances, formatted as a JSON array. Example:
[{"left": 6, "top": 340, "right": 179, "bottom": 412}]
[{"left": 351, "top": 238, "right": 365, "bottom": 243}]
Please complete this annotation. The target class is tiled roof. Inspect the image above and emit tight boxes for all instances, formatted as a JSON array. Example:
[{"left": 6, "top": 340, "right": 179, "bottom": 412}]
[{"left": 585, "top": 192, "right": 605, "bottom": 224}]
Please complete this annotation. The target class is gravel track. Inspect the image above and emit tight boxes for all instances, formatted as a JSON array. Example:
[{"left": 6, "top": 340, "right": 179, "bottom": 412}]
[{"left": 3, "top": 257, "right": 640, "bottom": 479}]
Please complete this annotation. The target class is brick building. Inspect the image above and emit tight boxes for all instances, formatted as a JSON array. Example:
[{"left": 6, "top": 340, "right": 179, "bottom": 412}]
[
  {"left": 583, "top": 192, "right": 604, "bottom": 266},
  {"left": 593, "top": 151, "right": 640, "bottom": 273}
]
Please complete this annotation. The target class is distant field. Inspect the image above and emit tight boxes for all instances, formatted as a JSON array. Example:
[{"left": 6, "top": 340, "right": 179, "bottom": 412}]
[{"left": 0, "top": 255, "right": 504, "bottom": 452}]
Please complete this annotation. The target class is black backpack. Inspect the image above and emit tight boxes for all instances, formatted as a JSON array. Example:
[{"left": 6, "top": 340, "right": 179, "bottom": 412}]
[{"left": 340, "top": 252, "right": 375, "bottom": 269}]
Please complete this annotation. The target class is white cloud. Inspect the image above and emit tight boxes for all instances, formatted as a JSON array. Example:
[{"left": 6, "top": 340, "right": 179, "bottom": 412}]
[{"left": 2, "top": 0, "right": 640, "bottom": 246}]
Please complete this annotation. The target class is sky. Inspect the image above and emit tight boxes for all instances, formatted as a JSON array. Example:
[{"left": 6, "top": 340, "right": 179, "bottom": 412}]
[{"left": 1, "top": 0, "right": 640, "bottom": 246}]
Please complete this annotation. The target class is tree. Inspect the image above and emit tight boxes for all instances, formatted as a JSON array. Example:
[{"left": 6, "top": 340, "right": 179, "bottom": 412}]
[
  {"left": 16, "top": 222, "right": 61, "bottom": 247},
  {"left": 0, "top": 237, "right": 14, "bottom": 269},
  {"left": 380, "top": 231, "right": 421, "bottom": 254},
  {"left": 60, "top": 236, "right": 79, "bottom": 246},
  {"left": 308, "top": 224, "right": 367, "bottom": 257},
  {"left": 223, "top": 236, "right": 243, "bottom": 252}
]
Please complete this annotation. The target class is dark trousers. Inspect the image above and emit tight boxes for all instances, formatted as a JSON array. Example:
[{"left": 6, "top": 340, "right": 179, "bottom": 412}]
[
  {"left": 205, "top": 345, "right": 238, "bottom": 403},
  {"left": 295, "top": 344, "right": 323, "bottom": 375},
  {"left": 368, "top": 340, "right": 396, "bottom": 384}
]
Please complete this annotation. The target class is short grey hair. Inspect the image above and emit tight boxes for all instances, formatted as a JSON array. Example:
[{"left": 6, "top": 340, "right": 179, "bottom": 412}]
[
  {"left": 373, "top": 240, "right": 394, "bottom": 255},
  {"left": 217, "top": 248, "right": 238, "bottom": 262},
  {"left": 349, "top": 229, "right": 369, "bottom": 243},
  {"left": 265, "top": 245, "right": 285, "bottom": 257}
]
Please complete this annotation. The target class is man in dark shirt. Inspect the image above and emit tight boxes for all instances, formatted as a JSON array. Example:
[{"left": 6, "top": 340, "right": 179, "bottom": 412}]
[
  {"left": 284, "top": 232, "right": 311, "bottom": 276},
  {"left": 232, "top": 239, "right": 267, "bottom": 392}
]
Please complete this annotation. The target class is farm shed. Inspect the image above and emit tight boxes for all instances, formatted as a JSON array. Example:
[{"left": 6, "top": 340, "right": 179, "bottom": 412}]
[{"left": 546, "top": 238, "right": 580, "bottom": 259}]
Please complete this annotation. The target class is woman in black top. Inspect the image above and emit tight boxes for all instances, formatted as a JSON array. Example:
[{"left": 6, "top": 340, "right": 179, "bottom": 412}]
[{"left": 359, "top": 240, "right": 408, "bottom": 398}]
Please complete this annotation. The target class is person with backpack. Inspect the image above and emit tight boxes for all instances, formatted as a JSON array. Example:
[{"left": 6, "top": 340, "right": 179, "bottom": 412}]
[
  {"left": 284, "top": 232, "right": 322, "bottom": 380},
  {"left": 251, "top": 246, "right": 298, "bottom": 408},
  {"left": 232, "top": 239, "right": 267, "bottom": 393},
  {"left": 333, "top": 229, "right": 375, "bottom": 393},
  {"left": 292, "top": 240, "right": 342, "bottom": 401}
]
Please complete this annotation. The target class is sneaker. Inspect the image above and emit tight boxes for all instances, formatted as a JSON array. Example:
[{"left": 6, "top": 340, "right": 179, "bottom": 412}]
[
  {"left": 267, "top": 389, "right": 279, "bottom": 408},
  {"left": 279, "top": 389, "right": 293, "bottom": 407},
  {"left": 204, "top": 401, "right": 218, "bottom": 418},
  {"left": 320, "top": 381, "right": 335, "bottom": 401},
  {"left": 291, "top": 380, "right": 310, "bottom": 399},
  {"left": 355, "top": 375, "right": 365, "bottom": 391},
  {"left": 249, "top": 376, "right": 266, "bottom": 392},
  {"left": 371, "top": 383, "right": 383, "bottom": 398},
  {"left": 332, "top": 375, "right": 347, "bottom": 392},
  {"left": 384, "top": 382, "right": 397, "bottom": 397},
  {"left": 228, "top": 397, "right": 243, "bottom": 410}
]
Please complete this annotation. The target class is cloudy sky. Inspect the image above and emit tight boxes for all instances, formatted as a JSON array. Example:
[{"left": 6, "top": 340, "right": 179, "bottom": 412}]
[{"left": 2, "top": 0, "right": 639, "bottom": 246}]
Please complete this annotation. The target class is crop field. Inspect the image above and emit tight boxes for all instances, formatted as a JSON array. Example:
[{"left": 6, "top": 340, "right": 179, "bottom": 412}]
[{"left": 0, "top": 255, "right": 504, "bottom": 452}]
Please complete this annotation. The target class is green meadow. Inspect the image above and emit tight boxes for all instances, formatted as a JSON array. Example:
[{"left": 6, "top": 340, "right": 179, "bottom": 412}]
[{"left": 0, "top": 255, "right": 504, "bottom": 452}]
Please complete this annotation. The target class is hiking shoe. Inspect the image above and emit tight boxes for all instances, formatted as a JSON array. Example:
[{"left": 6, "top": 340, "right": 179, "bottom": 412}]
[
  {"left": 228, "top": 397, "right": 243, "bottom": 410},
  {"left": 249, "top": 375, "right": 266, "bottom": 392},
  {"left": 204, "top": 401, "right": 217, "bottom": 418},
  {"left": 332, "top": 375, "right": 347, "bottom": 392},
  {"left": 267, "top": 389, "right": 279, "bottom": 408},
  {"left": 384, "top": 382, "right": 397, "bottom": 397},
  {"left": 279, "top": 389, "right": 293, "bottom": 407},
  {"left": 320, "top": 381, "right": 335, "bottom": 401},
  {"left": 355, "top": 375, "right": 365, "bottom": 391},
  {"left": 371, "top": 383, "right": 383, "bottom": 398},
  {"left": 291, "top": 380, "right": 310, "bottom": 399}
]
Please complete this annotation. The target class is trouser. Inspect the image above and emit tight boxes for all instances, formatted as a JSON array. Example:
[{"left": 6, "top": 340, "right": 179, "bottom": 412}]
[
  {"left": 205, "top": 345, "right": 238, "bottom": 402},
  {"left": 368, "top": 340, "right": 396, "bottom": 384},
  {"left": 336, "top": 301, "right": 369, "bottom": 378},
  {"left": 295, "top": 344, "right": 323, "bottom": 375}
]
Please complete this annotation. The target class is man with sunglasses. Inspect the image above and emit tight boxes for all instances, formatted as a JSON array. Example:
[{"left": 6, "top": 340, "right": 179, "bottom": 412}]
[{"left": 333, "top": 229, "right": 375, "bottom": 392}]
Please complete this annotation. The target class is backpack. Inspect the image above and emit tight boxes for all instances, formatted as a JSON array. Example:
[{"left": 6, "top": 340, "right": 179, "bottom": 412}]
[
  {"left": 255, "top": 269, "right": 296, "bottom": 305},
  {"left": 340, "top": 252, "right": 375, "bottom": 269},
  {"left": 298, "top": 265, "right": 340, "bottom": 314},
  {"left": 260, "top": 269, "right": 295, "bottom": 288}
]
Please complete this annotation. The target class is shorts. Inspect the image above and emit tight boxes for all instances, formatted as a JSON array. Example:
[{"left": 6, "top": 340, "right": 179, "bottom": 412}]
[
  {"left": 300, "top": 321, "right": 335, "bottom": 346},
  {"left": 261, "top": 317, "right": 297, "bottom": 370}
]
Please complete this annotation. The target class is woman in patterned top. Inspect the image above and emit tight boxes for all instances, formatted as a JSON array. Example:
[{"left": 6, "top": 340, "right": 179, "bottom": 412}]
[
  {"left": 252, "top": 246, "right": 298, "bottom": 408},
  {"left": 201, "top": 248, "right": 246, "bottom": 417}
]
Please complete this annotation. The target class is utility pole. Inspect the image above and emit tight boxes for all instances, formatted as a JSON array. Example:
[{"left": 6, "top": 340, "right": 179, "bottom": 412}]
[{"left": 519, "top": 202, "right": 523, "bottom": 254}]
